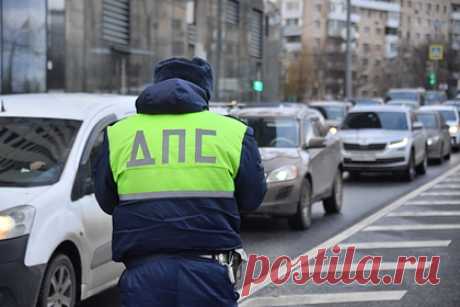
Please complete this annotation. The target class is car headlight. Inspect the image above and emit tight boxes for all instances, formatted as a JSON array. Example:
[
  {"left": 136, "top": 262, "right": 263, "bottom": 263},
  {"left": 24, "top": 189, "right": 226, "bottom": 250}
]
[
  {"left": 427, "top": 136, "right": 440, "bottom": 146},
  {"left": 267, "top": 165, "right": 298, "bottom": 183},
  {"left": 0, "top": 205, "right": 35, "bottom": 240},
  {"left": 329, "top": 127, "right": 338, "bottom": 135},
  {"left": 449, "top": 126, "right": 459, "bottom": 135},
  {"left": 388, "top": 138, "right": 409, "bottom": 149}
]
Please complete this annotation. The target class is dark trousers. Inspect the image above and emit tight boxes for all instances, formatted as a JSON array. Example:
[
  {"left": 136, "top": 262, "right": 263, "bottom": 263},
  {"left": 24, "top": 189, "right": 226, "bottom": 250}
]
[{"left": 119, "top": 255, "right": 239, "bottom": 307}]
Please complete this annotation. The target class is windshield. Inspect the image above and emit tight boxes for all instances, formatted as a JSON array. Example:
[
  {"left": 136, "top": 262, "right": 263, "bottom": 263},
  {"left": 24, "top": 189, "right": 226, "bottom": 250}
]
[
  {"left": 311, "top": 105, "right": 345, "bottom": 121},
  {"left": 245, "top": 117, "right": 299, "bottom": 148},
  {"left": 387, "top": 91, "right": 418, "bottom": 101},
  {"left": 0, "top": 117, "right": 81, "bottom": 187},
  {"left": 438, "top": 110, "right": 457, "bottom": 122},
  {"left": 417, "top": 113, "right": 438, "bottom": 129},
  {"left": 342, "top": 112, "right": 409, "bottom": 130}
]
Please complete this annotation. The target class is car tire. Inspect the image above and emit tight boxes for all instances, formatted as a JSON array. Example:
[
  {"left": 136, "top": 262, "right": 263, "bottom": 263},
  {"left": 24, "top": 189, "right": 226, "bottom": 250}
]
[
  {"left": 37, "top": 254, "right": 77, "bottom": 307},
  {"left": 445, "top": 144, "right": 451, "bottom": 160},
  {"left": 323, "top": 172, "right": 343, "bottom": 214},
  {"left": 288, "top": 180, "right": 312, "bottom": 231},
  {"left": 401, "top": 151, "right": 416, "bottom": 181},
  {"left": 435, "top": 143, "right": 445, "bottom": 164},
  {"left": 416, "top": 151, "right": 427, "bottom": 175}
]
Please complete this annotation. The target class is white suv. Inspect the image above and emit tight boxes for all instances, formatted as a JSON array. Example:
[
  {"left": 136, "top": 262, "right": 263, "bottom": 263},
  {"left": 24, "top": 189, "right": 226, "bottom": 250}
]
[{"left": 0, "top": 94, "right": 135, "bottom": 307}]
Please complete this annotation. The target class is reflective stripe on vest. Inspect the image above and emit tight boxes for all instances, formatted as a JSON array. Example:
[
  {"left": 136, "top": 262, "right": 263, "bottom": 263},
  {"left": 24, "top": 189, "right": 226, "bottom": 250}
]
[{"left": 107, "top": 111, "right": 247, "bottom": 201}]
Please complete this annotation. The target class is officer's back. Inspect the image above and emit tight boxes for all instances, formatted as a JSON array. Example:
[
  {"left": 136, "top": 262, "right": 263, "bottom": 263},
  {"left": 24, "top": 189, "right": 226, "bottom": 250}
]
[{"left": 94, "top": 57, "right": 266, "bottom": 307}]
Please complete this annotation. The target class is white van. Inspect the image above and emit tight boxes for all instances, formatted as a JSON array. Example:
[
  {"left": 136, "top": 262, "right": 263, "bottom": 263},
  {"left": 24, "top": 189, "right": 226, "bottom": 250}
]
[{"left": 0, "top": 94, "right": 135, "bottom": 307}]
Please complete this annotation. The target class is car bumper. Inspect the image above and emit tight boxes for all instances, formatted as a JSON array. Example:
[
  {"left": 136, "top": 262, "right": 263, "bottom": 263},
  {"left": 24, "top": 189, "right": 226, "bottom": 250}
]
[
  {"left": 427, "top": 142, "right": 442, "bottom": 159},
  {"left": 246, "top": 180, "right": 301, "bottom": 217},
  {"left": 0, "top": 236, "right": 45, "bottom": 307},
  {"left": 343, "top": 156, "right": 408, "bottom": 172}
]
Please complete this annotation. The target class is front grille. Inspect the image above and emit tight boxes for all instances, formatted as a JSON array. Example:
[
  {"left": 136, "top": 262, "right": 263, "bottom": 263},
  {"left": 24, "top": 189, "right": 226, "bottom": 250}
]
[
  {"left": 343, "top": 143, "right": 387, "bottom": 151},
  {"left": 344, "top": 157, "right": 405, "bottom": 164}
]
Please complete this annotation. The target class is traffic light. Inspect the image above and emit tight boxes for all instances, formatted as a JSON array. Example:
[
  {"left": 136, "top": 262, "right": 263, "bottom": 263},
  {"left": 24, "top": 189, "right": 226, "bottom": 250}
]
[
  {"left": 253, "top": 80, "right": 264, "bottom": 92},
  {"left": 428, "top": 72, "right": 437, "bottom": 87}
]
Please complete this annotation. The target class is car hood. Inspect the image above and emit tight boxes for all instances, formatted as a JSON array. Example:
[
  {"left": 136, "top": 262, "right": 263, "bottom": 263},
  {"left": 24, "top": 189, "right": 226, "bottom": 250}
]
[
  {"left": 424, "top": 129, "right": 440, "bottom": 138},
  {"left": 339, "top": 129, "right": 411, "bottom": 144},
  {"left": 259, "top": 148, "right": 302, "bottom": 173},
  {"left": 325, "top": 119, "right": 341, "bottom": 128},
  {"left": 0, "top": 186, "right": 52, "bottom": 211}
]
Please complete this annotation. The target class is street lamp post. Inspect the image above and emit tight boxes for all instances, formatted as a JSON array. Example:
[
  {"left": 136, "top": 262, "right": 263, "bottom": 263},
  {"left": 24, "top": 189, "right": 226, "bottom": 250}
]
[{"left": 345, "top": 0, "right": 352, "bottom": 100}]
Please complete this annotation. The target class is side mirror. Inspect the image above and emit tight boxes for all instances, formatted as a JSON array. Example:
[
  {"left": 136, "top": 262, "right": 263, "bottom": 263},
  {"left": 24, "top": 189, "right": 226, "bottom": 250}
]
[
  {"left": 305, "top": 137, "right": 326, "bottom": 149},
  {"left": 413, "top": 122, "right": 423, "bottom": 131},
  {"left": 443, "top": 124, "right": 450, "bottom": 130}
]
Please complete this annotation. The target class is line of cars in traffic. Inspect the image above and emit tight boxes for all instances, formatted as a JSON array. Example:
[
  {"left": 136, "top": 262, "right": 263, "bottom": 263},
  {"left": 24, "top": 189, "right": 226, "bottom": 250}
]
[{"left": 0, "top": 91, "right": 459, "bottom": 306}]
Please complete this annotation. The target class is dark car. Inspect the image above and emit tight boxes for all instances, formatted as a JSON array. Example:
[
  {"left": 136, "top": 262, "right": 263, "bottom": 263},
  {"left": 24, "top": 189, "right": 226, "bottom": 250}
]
[
  {"left": 416, "top": 111, "right": 451, "bottom": 163},
  {"left": 232, "top": 104, "right": 343, "bottom": 230}
]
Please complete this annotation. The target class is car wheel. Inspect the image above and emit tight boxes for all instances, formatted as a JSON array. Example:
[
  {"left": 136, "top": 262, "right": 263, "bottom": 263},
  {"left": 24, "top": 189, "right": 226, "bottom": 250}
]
[
  {"left": 323, "top": 172, "right": 343, "bottom": 214},
  {"left": 288, "top": 180, "right": 312, "bottom": 231},
  {"left": 416, "top": 151, "right": 427, "bottom": 175},
  {"left": 37, "top": 254, "right": 77, "bottom": 307},
  {"left": 401, "top": 151, "right": 416, "bottom": 181},
  {"left": 445, "top": 144, "right": 451, "bottom": 160}
]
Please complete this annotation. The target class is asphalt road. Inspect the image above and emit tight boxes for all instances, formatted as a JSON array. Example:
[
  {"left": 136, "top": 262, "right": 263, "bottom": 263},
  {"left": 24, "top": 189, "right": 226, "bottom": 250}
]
[{"left": 81, "top": 153, "right": 460, "bottom": 307}]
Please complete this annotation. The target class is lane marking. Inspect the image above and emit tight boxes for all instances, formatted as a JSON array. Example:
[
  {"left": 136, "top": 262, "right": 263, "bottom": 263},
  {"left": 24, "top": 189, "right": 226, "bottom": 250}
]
[
  {"left": 338, "top": 240, "right": 451, "bottom": 249},
  {"left": 387, "top": 211, "right": 460, "bottom": 217},
  {"left": 405, "top": 200, "right": 460, "bottom": 206},
  {"left": 422, "top": 191, "right": 460, "bottom": 196},
  {"left": 364, "top": 224, "right": 460, "bottom": 232},
  {"left": 432, "top": 184, "right": 460, "bottom": 189},
  {"left": 238, "top": 163, "right": 460, "bottom": 302},
  {"left": 240, "top": 291, "right": 407, "bottom": 307}
]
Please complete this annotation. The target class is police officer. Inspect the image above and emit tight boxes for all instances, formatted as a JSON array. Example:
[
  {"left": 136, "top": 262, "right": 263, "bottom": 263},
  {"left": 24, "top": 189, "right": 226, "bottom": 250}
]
[{"left": 94, "top": 57, "right": 266, "bottom": 307}]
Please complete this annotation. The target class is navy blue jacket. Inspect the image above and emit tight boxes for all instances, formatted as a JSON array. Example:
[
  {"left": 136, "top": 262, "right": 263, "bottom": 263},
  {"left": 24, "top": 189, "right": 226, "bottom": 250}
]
[{"left": 93, "top": 79, "right": 266, "bottom": 263}]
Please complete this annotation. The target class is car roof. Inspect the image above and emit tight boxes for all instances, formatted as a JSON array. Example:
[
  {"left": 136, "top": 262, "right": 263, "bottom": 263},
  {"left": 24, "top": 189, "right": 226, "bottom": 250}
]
[
  {"left": 232, "top": 103, "right": 315, "bottom": 118},
  {"left": 309, "top": 101, "right": 349, "bottom": 107},
  {"left": 350, "top": 105, "right": 411, "bottom": 113},
  {"left": 388, "top": 88, "right": 423, "bottom": 93},
  {"left": 0, "top": 93, "right": 136, "bottom": 120},
  {"left": 387, "top": 100, "right": 418, "bottom": 104},
  {"left": 420, "top": 105, "right": 458, "bottom": 112}
]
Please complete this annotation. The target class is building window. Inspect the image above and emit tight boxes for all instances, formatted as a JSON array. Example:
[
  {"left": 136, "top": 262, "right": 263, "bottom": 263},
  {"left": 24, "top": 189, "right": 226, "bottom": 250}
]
[
  {"left": 1, "top": 0, "right": 47, "bottom": 94},
  {"left": 226, "top": 0, "right": 240, "bottom": 25},
  {"left": 102, "top": 0, "right": 130, "bottom": 46},
  {"left": 315, "top": 4, "right": 322, "bottom": 12},
  {"left": 186, "top": 0, "right": 196, "bottom": 25},
  {"left": 286, "top": 35, "right": 301, "bottom": 43},
  {"left": 363, "top": 43, "right": 370, "bottom": 52},
  {"left": 286, "top": 18, "right": 299, "bottom": 26},
  {"left": 286, "top": 1, "right": 299, "bottom": 11},
  {"left": 249, "top": 9, "right": 263, "bottom": 58}
]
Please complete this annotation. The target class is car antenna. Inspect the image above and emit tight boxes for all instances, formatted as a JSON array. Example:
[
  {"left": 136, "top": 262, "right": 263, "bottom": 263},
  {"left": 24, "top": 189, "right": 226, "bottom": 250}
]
[{"left": 0, "top": 100, "right": 5, "bottom": 113}]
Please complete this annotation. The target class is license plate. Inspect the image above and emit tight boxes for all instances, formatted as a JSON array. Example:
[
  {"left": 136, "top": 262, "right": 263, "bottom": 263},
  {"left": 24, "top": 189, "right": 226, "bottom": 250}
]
[{"left": 352, "top": 154, "right": 376, "bottom": 162}]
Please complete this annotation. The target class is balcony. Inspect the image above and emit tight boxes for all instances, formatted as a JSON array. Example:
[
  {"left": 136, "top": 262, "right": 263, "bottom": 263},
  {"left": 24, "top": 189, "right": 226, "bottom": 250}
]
[
  {"left": 452, "top": 12, "right": 460, "bottom": 21},
  {"left": 283, "top": 25, "right": 303, "bottom": 37},
  {"left": 351, "top": 0, "right": 400, "bottom": 13}
]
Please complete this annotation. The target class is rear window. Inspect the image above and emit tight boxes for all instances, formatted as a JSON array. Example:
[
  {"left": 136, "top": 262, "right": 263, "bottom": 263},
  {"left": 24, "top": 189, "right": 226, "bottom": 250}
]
[{"left": 342, "top": 112, "right": 408, "bottom": 130}]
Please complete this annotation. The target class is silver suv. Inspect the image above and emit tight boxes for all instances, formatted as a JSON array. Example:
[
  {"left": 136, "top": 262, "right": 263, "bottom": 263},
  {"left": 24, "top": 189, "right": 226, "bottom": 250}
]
[
  {"left": 339, "top": 106, "right": 428, "bottom": 181},
  {"left": 232, "top": 104, "right": 343, "bottom": 230}
]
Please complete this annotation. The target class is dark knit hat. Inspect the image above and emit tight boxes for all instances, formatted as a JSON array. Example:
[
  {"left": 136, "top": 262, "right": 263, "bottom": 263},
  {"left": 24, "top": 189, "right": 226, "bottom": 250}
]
[{"left": 153, "top": 57, "right": 214, "bottom": 101}]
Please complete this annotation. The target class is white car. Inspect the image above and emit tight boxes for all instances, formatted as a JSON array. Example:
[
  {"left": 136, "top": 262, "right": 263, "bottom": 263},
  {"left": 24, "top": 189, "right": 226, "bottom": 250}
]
[
  {"left": 420, "top": 105, "right": 460, "bottom": 150},
  {"left": 339, "top": 106, "right": 428, "bottom": 181},
  {"left": 0, "top": 94, "right": 135, "bottom": 307}
]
